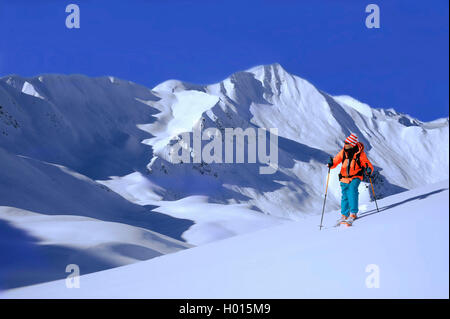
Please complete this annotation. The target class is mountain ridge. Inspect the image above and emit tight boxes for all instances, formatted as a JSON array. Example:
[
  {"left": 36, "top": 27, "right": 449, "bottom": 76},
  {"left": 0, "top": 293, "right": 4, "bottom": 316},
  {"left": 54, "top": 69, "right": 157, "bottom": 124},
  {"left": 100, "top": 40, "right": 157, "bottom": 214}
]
[
  {"left": 2, "top": 64, "right": 448, "bottom": 125},
  {"left": 1, "top": 64, "right": 448, "bottom": 222}
]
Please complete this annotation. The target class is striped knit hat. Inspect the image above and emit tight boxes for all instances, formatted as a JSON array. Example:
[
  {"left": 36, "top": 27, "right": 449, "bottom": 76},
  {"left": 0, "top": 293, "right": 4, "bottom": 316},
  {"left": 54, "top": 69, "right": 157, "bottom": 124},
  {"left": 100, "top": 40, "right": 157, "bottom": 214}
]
[{"left": 345, "top": 133, "right": 358, "bottom": 147}]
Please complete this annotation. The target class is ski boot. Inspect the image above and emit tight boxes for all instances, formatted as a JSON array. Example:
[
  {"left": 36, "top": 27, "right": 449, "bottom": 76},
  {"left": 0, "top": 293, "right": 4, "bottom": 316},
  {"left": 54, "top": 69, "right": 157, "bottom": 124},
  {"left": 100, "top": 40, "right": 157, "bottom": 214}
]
[
  {"left": 345, "top": 213, "right": 357, "bottom": 226},
  {"left": 337, "top": 214, "right": 348, "bottom": 226}
]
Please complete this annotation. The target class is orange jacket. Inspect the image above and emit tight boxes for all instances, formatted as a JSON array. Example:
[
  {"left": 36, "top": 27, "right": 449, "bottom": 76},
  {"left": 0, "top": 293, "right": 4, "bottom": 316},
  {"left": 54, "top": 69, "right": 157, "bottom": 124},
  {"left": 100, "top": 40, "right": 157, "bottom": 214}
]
[{"left": 330, "top": 142, "right": 374, "bottom": 184}]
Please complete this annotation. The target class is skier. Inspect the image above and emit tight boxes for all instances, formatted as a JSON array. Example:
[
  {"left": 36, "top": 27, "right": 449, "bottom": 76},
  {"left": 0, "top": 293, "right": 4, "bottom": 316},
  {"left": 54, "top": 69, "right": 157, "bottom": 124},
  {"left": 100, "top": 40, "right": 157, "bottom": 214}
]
[{"left": 327, "top": 133, "right": 374, "bottom": 226}]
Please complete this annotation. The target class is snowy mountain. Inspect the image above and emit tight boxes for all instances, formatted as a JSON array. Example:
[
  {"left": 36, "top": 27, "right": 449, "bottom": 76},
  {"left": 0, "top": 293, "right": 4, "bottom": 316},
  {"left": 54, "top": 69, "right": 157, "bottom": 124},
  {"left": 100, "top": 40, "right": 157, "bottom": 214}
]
[
  {"left": 3, "top": 180, "right": 448, "bottom": 298},
  {"left": 0, "top": 64, "right": 448, "bottom": 289},
  {"left": 99, "top": 63, "right": 448, "bottom": 226},
  {"left": 0, "top": 75, "right": 193, "bottom": 289}
]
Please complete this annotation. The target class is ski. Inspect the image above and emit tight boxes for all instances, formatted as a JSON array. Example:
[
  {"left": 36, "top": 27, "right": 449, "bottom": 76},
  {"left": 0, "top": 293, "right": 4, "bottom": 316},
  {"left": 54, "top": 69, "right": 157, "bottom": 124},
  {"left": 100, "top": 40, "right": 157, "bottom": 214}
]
[
  {"left": 334, "top": 219, "right": 348, "bottom": 227},
  {"left": 333, "top": 216, "right": 358, "bottom": 227},
  {"left": 344, "top": 219, "right": 354, "bottom": 227}
]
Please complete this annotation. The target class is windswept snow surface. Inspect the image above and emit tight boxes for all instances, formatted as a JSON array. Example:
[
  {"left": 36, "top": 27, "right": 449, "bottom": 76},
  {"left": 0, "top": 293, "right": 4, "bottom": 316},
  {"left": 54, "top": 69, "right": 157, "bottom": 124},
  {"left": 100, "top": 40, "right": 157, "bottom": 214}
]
[
  {"left": 3, "top": 180, "right": 448, "bottom": 299},
  {"left": 0, "top": 148, "right": 192, "bottom": 289},
  {"left": 151, "top": 196, "right": 288, "bottom": 245},
  {"left": 333, "top": 95, "right": 373, "bottom": 118},
  {"left": 21, "top": 81, "right": 44, "bottom": 99},
  {"left": 97, "top": 172, "right": 289, "bottom": 245},
  {"left": 138, "top": 90, "right": 219, "bottom": 153},
  {"left": 0, "top": 205, "right": 191, "bottom": 290}
]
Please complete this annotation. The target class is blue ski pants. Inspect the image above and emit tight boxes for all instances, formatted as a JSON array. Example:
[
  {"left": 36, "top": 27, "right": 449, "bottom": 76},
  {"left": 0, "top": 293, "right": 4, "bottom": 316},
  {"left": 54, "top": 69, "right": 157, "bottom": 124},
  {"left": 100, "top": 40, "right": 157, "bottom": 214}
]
[{"left": 340, "top": 178, "right": 361, "bottom": 217}]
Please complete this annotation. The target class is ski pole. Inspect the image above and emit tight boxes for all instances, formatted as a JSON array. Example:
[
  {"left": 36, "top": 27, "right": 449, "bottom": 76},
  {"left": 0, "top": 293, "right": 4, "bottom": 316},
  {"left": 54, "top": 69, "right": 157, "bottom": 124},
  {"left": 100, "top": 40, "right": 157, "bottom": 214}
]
[
  {"left": 319, "top": 167, "right": 331, "bottom": 230},
  {"left": 369, "top": 176, "right": 379, "bottom": 212}
]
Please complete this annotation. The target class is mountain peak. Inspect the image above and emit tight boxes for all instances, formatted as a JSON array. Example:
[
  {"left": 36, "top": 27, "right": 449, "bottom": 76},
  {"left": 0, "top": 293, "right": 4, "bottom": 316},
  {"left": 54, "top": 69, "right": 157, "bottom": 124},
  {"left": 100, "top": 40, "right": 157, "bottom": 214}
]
[{"left": 246, "top": 62, "right": 290, "bottom": 77}]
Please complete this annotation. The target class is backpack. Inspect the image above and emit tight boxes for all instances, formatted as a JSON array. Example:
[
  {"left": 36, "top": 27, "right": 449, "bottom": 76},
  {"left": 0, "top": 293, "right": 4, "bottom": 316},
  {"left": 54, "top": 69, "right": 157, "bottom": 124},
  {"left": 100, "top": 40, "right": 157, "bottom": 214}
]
[
  {"left": 338, "top": 143, "right": 364, "bottom": 180},
  {"left": 343, "top": 151, "right": 362, "bottom": 169}
]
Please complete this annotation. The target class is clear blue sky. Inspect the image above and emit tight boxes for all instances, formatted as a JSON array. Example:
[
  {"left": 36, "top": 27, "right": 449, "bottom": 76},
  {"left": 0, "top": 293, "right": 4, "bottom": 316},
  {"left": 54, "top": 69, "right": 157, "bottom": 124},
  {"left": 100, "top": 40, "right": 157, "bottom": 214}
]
[{"left": 0, "top": 0, "right": 448, "bottom": 121}]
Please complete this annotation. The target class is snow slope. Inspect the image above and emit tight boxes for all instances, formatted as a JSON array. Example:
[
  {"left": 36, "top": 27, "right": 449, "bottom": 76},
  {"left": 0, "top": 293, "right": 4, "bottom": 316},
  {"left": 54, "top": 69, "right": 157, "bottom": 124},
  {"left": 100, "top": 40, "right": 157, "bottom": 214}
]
[
  {"left": 3, "top": 180, "right": 448, "bottom": 298},
  {"left": 0, "top": 75, "right": 200, "bottom": 289},
  {"left": 0, "top": 205, "right": 191, "bottom": 290},
  {"left": 0, "top": 64, "right": 448, "bottom": 289},
  {"left": 0, "top": 147, "right": 192, "bottom": 289}
]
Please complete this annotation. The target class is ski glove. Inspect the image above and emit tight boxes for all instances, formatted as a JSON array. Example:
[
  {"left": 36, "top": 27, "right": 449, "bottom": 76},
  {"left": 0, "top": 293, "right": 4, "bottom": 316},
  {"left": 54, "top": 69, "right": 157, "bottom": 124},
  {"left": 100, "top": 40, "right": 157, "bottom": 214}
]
[
  {"left": 327, "top": 156, "right": 333, "bottom": 168},
  {"left": 365, "top": 166, "right": 372, "bottom": 176}
]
